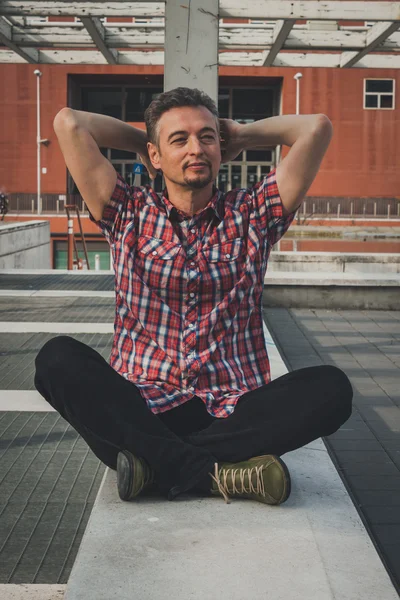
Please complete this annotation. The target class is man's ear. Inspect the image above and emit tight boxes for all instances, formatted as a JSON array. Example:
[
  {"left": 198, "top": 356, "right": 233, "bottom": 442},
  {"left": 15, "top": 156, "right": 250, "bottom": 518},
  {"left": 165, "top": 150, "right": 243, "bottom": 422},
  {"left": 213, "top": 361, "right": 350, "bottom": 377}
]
[{"left": 147, "top": 141, "right": 161, "bottom": 170}]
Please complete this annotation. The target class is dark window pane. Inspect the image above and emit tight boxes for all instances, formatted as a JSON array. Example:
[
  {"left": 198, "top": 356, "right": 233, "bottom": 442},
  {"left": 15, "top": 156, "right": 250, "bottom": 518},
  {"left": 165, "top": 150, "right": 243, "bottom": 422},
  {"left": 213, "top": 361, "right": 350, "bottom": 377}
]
[
  {"left": 231, "top": 165, "right": 242, "bottom": 189},
  {"left": 366, "top": 79, "right": 393, "bottom": 93},
  {"left": 233, "top": 88, "right": 275, "bottom": 121},
  {"left": 365, "top": 94, "right": 378, "bottom": 108},
  {"left": 126, "top": 88, "right": 162, "bottom": 121},
  {"left": 81, "top": 87, "right": 122, "bottom": 119},
  {"left": 247, "top": 149, "right": 272, "bottom": 162},
  {"left": 111, "top": 149, "right": 137, "bottom": 159},
  {"left": 231, "top": 151, "right": 243, "bottom": 162},
  {"left": 380, "top": 94, "right": 394, "bottom": 109},
  {"left": 218, "top": 89, "right": 230, "bottom": 118}
]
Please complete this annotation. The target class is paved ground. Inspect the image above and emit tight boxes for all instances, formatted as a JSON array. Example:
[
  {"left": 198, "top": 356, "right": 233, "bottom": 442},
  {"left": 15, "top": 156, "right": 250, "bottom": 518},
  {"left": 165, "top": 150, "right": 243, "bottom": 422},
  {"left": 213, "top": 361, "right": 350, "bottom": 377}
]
[
  {"left": 264, "top": 307, "right": 400, "bottom": 591},
  {"left": 0, "top": 281, "right": 399, "bottom": 593}
]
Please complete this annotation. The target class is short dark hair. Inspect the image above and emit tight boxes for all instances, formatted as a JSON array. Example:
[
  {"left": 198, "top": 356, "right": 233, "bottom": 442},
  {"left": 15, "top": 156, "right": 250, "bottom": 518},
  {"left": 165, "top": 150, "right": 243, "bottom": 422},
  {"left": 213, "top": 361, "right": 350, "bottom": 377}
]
[{"left": 144, "top": 87, "right": 219, "bottom": 149}]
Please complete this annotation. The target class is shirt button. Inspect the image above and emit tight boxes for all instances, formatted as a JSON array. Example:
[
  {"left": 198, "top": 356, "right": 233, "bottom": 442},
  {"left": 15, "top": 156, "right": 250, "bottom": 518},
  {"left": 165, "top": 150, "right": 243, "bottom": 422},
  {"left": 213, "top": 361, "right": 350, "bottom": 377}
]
[
  {"left": 152, "top": 251, "right": 157, "bottom": 255},
  {"left": 189, "top": 386, "right": 195, "bottom": 392},
  {"left": 191, "top": 261, "right": 195, "bottom": 266},
  {"left": 190, "top": 293, "right": 195, "bottom": 298},
  {"left": 191, "top": 229, "right": 196, "bottom": 234},
  {"left": 189, "top": 323, "right": 194, "bottom": 329},
  {"left": 225, "top": 253, "right": 231, "bottom": 258}
]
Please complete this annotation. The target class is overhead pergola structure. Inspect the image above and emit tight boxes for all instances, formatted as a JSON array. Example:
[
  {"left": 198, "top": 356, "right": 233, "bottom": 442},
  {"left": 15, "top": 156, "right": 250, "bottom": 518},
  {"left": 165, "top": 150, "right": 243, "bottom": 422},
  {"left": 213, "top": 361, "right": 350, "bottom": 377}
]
[{"left": 1, "top": 1, "right": 400, "bottom": 67}]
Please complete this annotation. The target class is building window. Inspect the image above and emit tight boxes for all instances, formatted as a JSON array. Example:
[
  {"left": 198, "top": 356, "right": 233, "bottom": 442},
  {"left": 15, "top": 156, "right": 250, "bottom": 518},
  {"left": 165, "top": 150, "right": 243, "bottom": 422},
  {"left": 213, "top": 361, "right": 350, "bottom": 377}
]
[{"left": 364, "top": 79, "right": 395, "bottom": 110}]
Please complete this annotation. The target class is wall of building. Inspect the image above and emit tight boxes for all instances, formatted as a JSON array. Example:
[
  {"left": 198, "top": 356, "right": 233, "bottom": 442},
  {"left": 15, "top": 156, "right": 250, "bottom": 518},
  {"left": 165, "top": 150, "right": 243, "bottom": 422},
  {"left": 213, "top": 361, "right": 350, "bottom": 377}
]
[{"left": 1, "top": 63, "right": 399, "bottom": 198}]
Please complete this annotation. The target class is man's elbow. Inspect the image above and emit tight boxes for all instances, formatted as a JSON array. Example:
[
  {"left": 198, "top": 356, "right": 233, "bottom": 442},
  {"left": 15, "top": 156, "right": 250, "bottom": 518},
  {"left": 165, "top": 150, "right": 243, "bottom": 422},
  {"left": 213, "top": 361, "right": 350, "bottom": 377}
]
[
  {"left": 314, "top": 114, "right": 333, "bottom": 140},
  {"left": 53, "top": 107, "right": 77, "bottom": 135}
]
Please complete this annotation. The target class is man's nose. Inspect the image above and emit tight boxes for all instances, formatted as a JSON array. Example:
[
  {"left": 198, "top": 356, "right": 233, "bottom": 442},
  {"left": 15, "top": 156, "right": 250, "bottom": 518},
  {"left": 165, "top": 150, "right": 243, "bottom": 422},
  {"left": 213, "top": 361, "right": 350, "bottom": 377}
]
[{"left": 187, "top": 137, "right": 203, "bottom": 154}]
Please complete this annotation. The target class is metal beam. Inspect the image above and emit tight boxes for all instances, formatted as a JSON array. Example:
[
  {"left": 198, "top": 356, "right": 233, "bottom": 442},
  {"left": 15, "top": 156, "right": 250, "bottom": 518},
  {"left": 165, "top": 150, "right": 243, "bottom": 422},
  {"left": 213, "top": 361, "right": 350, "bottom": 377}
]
[
  {"left": 1, "top": 48, "right": 400, "bottom": 68},
  {"left": 9, "top": 23, "right": 400, "bottom": 56},
  {"left": 0, "top": 15, "right": 38, "bottom": 62},
  {"left": 80, "top": 16, "right": 117, "bottom": 64},
  {"left": 1, "top": 1, "right": 400, "bottom": 22},
  {"left": 10, "top": 24, "right": 400, "bottom": 52},
  {"left": 340, "top": 21, "right": 400, "bottom": 67},
  {"left": 219, "top": 1, "right": 400, "bottom": 21},
  {"left": 0, "top": 2, "right": 165, "bottom": 18},
  {"left": 262, "top": 19, "right": 295, "bottom": 66}
]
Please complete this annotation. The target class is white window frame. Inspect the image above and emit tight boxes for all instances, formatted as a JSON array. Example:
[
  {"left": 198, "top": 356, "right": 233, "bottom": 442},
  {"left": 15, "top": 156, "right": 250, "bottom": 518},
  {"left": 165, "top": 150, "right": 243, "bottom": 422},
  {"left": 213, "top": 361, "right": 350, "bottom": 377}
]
[
  {"left": 249, "top": 19, "right": 275, "bottom": 25},
  {"left": 363, "top": 78, "right": 395, "bottom": 110},
  {"left": 133, "top": 17, "right": 165, "bottom": 24},
  {"left": 26, "top": 16, "right": 48, "bottom": 25}
]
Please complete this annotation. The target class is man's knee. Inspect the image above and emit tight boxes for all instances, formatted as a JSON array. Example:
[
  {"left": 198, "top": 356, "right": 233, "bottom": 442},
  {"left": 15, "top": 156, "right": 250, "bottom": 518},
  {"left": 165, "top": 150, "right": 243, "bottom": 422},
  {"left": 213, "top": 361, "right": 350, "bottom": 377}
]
[
  {"left": 35, "top": 335, "right": 78, "bottom": 377},
  {"left": 323, "top": 365, "right": 353, "bottom": 426}
]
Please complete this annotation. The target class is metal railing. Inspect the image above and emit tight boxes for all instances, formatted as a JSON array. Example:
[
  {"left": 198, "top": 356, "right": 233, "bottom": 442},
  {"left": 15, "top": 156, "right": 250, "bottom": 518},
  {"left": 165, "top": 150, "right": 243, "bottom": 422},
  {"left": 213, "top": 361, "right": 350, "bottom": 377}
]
[
  {"left": 6, "top": 192, "right": 400, "bottom": 219},
  {"left": 296, "top": 197, "right": 400, "bottom": 220},
  {"left": 7, "top": 193, "right": 86, "bottom": 215}
]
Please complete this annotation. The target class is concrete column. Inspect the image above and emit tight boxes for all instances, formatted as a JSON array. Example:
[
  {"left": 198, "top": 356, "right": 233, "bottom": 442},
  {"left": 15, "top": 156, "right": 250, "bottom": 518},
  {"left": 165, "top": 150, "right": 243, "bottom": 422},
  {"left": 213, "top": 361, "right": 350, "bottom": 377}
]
[{"left": 164, "top": 0, "right": 219, "bottom": 103}]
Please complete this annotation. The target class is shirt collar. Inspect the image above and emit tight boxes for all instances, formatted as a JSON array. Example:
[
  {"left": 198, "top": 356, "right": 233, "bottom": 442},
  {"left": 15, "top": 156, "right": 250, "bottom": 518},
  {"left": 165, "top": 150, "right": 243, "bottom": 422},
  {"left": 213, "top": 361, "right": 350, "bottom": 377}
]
[{"left": 161, "top": 185, "right": 224, "bottom": 223}]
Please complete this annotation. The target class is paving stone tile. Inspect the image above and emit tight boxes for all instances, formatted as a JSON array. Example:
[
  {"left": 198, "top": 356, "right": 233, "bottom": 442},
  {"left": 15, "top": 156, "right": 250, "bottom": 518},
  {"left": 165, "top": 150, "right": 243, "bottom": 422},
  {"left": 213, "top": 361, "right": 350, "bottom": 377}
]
[
  {"left": 351, "top": 489, "right": 400, "bottom": 507},
  {"left": 325, "top": 439, "right": 385, "bottom": 451},
  {"left": 339, "top": 461, "right": 399, "bottom": 477},
  {"left": 333, "top": 450, "right": 394, "bottom": 465},
  {"left": 380, "top": 544, "right": 400, "bottom": 585},
  {"left": 327, "top": 429, "right": 378, "bottom": 441},
  {"left": 363, "top": 506, "right": 400, "bottom": 524},
  {"left": 347, "top": 475, "right": 400, "bottom": 491},
  {"left": 369, "top": 524, "right": 400, "bottom": 546}
]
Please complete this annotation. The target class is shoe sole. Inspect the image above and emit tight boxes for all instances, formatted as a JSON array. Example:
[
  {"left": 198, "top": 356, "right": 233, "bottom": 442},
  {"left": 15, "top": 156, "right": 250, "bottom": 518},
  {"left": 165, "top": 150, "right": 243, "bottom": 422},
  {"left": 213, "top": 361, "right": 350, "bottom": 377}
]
[
  {"left": 117, "top": 450, "right": 133, "bottom": 501},
  {"left": 272, "top": 455, "right": 291, "bottom": 505}
]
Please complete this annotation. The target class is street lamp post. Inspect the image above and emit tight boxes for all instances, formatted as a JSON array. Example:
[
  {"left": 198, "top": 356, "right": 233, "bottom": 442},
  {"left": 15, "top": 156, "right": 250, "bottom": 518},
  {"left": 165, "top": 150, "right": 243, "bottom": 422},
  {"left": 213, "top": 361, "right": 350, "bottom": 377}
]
[
  {"left": 293, "top": 72, "right": 303, "bottom": 115},
  {"left": 34, "top": 69, "right": 42, "bottom": 215}
]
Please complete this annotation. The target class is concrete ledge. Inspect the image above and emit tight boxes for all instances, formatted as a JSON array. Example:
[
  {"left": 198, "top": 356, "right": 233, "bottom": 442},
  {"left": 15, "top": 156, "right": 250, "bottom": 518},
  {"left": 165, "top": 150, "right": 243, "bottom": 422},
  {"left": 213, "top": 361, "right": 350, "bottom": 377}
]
[
  {"left": 64, "top": 442, "right": 397, "bottom": 600},
  {"left": 64, "top": 327, "right": 398, "bottom": 600},
  {"left": 0, "top": 221, "right": 50, "bottom": 269},
  {"left": 262, "top": 272, "right": 400, "bottom": 309},
  {"left": 269, "top": 252, "right": 400, "bottom": 274},
  {"left": 262, "top": 285, "right": 400, "bottom": 310}
]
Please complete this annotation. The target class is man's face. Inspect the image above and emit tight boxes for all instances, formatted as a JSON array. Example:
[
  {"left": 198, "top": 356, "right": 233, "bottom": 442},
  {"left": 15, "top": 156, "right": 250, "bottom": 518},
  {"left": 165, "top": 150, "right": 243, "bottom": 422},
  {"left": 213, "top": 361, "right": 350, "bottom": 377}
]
[{"left": 148, "top": 106, "right": 221, "bottom": 190}]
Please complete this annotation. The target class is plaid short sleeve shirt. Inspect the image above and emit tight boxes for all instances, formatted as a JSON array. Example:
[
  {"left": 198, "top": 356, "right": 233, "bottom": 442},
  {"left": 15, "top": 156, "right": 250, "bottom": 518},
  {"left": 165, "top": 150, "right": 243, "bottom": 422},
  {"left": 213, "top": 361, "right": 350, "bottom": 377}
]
[{"left": 89, "top": 168, "right": 295, "bottom": 418}]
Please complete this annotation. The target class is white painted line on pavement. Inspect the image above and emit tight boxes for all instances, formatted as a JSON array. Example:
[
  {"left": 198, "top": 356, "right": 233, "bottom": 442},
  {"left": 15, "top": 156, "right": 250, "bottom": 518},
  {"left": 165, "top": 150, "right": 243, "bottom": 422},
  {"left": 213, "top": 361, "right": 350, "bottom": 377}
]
[
  {"left": 0, "top": 584, "right": 65, "bottom": 599},
  {"left": 0, "top": 290, "right": 114, "bottom": 298},
  {"left": 0, "top": 322, "right": 114, "bottom": 333},
  {"left": 0, "top": 391, "right": 55, "bottom": 411}
]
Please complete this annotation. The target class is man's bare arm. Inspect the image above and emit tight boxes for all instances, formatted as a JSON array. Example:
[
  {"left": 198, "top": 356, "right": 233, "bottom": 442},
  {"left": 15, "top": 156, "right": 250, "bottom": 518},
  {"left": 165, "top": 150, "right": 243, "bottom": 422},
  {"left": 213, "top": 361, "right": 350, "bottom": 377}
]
[
  {"left": 53, "top": 108, "right": 155, "bottom": 221},
  {"left": 221, "top": 114, "right": 333, "bottom": 215}
]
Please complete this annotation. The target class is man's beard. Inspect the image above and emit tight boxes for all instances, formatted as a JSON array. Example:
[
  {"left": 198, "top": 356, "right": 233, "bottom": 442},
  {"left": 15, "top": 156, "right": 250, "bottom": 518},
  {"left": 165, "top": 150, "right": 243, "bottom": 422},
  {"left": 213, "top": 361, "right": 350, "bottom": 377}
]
[{"left": 183, "top": 167, "right": 213, "bottom": 189}]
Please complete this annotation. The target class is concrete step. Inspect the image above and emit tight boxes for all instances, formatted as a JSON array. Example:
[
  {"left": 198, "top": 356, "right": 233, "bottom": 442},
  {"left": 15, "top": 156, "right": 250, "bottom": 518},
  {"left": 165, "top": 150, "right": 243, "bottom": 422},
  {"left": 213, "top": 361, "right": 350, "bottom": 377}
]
[{"left": 63, "top": 326, "right": 398, "bottom": 600}]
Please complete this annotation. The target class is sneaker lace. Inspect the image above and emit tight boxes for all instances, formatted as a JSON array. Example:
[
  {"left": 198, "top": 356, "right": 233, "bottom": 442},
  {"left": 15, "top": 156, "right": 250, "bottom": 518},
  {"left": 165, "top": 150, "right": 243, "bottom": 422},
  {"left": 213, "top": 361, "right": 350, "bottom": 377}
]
[{"left": 210, "top": 463, "right": 266, "bottom": 504}]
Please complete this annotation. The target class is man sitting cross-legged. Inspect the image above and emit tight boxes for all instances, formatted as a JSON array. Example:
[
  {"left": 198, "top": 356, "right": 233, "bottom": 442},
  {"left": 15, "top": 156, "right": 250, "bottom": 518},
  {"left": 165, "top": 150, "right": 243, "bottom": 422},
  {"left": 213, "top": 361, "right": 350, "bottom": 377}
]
[{"left": 34, "top": 87, "right": 352, "bottom": 506}]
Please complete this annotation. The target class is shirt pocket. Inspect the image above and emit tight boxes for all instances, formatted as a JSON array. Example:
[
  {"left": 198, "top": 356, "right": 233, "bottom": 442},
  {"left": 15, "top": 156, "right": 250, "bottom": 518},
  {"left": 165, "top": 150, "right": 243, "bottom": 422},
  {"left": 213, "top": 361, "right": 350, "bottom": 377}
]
[
  {"left": 137, "top": 236, "right": 182, "bottom": 260},
  {"left": 202, "top": 238, "right": 243, "bottom": 263}
]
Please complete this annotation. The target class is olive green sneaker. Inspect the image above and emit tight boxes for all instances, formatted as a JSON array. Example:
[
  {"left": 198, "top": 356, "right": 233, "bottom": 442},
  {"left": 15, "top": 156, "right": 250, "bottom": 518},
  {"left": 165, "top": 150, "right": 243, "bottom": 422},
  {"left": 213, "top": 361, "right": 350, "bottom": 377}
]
[
  {"left": 210, "top": 455, "right": 291, "bottom": 505},
  {"left": 117, "top": 450, "right": 155, "bottom": 501}
]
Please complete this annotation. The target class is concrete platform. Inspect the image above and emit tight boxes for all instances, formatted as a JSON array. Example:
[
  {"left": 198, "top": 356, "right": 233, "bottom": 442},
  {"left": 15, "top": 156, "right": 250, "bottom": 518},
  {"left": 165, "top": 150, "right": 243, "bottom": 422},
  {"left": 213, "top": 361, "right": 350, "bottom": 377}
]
[
  {"left": 64, "top": 445, "right": 397, "bottom": 600},
  {"left": 63, "top": 328, "right": 398, "bottom": 600}
]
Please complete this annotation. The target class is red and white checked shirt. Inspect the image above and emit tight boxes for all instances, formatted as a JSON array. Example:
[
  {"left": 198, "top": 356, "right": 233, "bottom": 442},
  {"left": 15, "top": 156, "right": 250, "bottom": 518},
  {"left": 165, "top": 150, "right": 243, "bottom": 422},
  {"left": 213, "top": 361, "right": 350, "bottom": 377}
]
[{"left": 89, "top": 168, "right": 295, "bottom": 418}]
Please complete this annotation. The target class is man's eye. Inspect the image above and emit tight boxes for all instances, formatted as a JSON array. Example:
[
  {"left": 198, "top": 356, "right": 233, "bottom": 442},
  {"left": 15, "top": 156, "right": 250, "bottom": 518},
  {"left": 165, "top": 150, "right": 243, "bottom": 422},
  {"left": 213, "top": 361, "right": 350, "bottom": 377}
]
[{"left": 173, "top": 138, "right": 186, "bottom": 143}]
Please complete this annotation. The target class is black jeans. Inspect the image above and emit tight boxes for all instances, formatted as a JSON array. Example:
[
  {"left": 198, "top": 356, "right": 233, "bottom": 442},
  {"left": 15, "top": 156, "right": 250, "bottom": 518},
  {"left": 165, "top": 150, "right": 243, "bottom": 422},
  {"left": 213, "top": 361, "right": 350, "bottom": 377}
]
[{"left": 34, "top": 336, "right": 353, "bottom": 498}]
